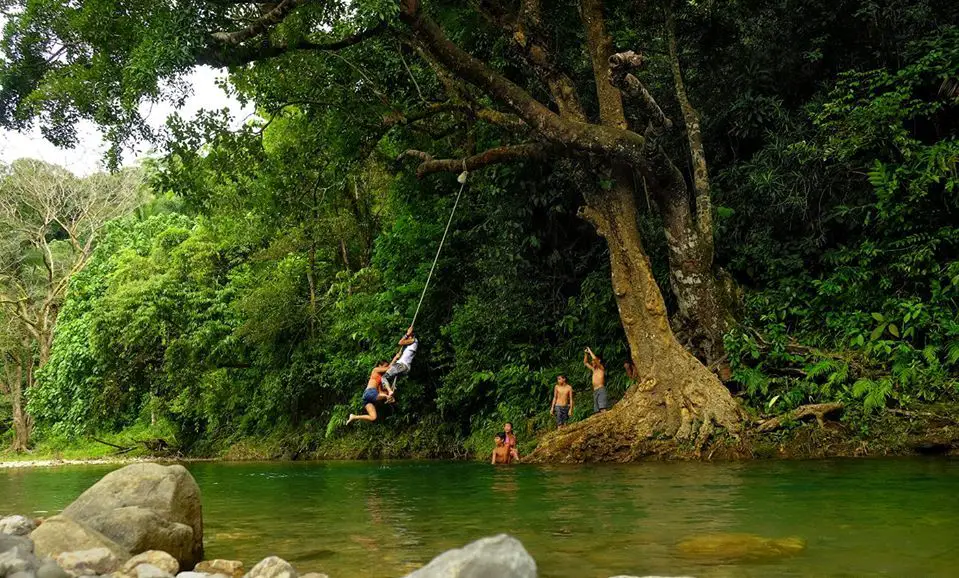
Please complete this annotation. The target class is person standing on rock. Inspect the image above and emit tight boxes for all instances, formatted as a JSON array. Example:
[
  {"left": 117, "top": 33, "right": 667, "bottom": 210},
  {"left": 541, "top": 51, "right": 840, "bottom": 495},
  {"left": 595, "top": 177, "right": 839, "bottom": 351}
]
[
  {"left": 550, "top": 375, "right": 574, "bottom": 427},
  {"left": 583, "top": 347, "right": 608, "bottom": 413},
  {"left": 382, "top": 326, "right": 417, "bottom": 392},
  {"left": 347, "top": 360, "right": 393, "bottom": 425}
]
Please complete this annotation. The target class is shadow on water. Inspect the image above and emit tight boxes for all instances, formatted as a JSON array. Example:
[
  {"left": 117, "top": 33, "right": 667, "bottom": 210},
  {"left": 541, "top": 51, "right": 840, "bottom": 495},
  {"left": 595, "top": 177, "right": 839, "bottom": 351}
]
[{"left": 3, "top": 458, "right": 959, "bottom": 577}]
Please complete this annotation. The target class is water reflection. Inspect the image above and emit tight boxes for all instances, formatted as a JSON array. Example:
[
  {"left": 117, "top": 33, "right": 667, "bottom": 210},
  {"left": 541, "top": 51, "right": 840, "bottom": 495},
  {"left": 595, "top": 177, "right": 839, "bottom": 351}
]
[{"left": 3, "top": 459, "right": 959, "bottom": 577}]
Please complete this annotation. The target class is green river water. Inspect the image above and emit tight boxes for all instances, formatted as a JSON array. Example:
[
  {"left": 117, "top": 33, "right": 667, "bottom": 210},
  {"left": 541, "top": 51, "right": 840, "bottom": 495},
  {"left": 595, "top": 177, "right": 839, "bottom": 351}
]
[{"left": 2, "top": 459, "right": 958, "bottom": 577}]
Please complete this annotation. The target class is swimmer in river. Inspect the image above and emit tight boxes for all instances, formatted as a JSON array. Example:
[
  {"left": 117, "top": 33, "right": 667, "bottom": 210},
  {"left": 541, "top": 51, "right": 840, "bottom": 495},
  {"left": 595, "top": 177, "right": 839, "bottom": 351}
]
[
  {"left": 491, "top": 432, "right": 511, "bottom": 465},
  {"left": 504, "top": 421, "right": 520, "bottom": 462}
]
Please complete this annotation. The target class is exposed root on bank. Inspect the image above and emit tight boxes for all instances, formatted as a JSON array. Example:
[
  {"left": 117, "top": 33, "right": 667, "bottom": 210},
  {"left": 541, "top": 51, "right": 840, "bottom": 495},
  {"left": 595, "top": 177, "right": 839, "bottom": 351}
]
[{"left": 756, "top": 403, "right": 844, "bottom": 433}]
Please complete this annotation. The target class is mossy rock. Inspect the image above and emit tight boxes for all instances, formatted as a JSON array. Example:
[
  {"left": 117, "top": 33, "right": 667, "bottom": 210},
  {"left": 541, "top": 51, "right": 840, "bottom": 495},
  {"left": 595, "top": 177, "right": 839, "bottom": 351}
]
[{"left": 676, "top": 533, "right": 806, "bottom": 562}]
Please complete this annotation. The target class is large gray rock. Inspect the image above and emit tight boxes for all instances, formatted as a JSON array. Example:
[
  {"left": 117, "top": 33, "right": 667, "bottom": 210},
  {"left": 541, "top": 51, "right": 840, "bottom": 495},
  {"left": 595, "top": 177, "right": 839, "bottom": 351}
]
[
  {"left": 60, "top": 464, "right": 202, "bottom": 568},
  {"left": 54, "top": 548, "right": 121, "bottom": 577},
  {"left": 404, "top": 535, "right": 536, "bottom": 578},
  {"left": 1, "top": 516, "right": 38, "bottom": 537},
  {"left": 242, "top": 557, "right": 296, "bottom": 578},
  {"left": 29, "top": 517, "right": 129, "bottom": 562}
]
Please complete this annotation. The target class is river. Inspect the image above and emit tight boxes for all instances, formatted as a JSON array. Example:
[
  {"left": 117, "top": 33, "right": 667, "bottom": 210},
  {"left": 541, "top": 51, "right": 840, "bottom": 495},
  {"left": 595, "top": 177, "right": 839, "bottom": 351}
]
[{"left": 1, "top": 459, "right": 957, "bottom": 577}]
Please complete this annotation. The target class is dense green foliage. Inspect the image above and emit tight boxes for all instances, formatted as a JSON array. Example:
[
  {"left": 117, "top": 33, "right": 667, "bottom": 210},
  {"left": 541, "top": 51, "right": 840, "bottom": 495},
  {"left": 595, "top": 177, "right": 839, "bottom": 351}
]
[{"left": 1, "top": 0, "right": 957, "bottom": 456}]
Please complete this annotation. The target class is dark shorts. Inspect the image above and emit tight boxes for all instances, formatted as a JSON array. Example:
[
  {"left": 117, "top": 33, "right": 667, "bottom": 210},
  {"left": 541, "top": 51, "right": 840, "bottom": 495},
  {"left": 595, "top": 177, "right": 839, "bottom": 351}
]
[
  {"left": 593, "top": 387, "right": 609, "bottom": 412},
  {"left": 554, "top": 405, "right": 570, "bottom": 426},
  {"left": 362, "top": 388, "right": 379, "bottom": 405}
]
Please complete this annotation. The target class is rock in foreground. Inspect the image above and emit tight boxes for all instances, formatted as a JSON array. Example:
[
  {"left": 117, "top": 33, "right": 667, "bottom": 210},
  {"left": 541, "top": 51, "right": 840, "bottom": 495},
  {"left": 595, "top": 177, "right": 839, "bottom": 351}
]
[
  {"left": 0, "top": 515, "right": 37, "bottom": 537},
  {"left": 194, "top": 559, "right": 243, "bottom": 578},
  {"left": 404, "top": 534, "right": 536, "bottom": 578},
  {"left": 54, "top": 547, "right": 122, "bottom": 577},
  {"left": 60, "top": 463, "right": 203, "bottom": 568},
  {"left": 31, "top": 516, "right": 130, "bottom": 562}
]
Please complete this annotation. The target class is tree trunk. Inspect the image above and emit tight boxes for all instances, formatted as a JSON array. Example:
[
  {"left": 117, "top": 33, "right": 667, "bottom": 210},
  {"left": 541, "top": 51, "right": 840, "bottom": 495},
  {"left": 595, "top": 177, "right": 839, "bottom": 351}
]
[
  {"left": 10, "top": 361, "right": 29, "bottom": 453},
  {"left": 660, "top": 8, "right": 733, "bottom": 364},
  {"left": 642, "top": 144, "right": 732, "bottom": 364},
  {"left": 529, "top": 171, "right": 743, "bottom": 462}
]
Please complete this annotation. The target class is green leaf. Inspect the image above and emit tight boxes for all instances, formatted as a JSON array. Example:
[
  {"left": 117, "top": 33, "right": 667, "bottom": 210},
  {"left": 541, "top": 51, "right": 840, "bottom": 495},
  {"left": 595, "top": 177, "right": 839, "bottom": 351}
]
[
  {"left": 870, "top": 323, "right": 886, "bottom": 341},
  {"left": 887, "top": 324, "right": 900, "bottom": 337},
  {"left": 871, "top": 312, "right": 885, "bottom": 322}
]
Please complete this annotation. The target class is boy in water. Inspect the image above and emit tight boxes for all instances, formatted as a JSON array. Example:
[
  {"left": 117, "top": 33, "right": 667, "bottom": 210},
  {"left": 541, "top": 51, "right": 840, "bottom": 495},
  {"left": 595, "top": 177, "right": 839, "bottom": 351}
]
[
  {"left": 382, "top": 326, "right": 417, "bottom": 392},
  {"left": 504, "top": 422, "right": 520, "bottom": 462},
  {"left": 584, "top": 347, "right": 608, "bottom": 413},
  {"left": 550, "top": 375, "right": 574, "bottom": 427},
  {"left": 346, "top": 361, "right": 392, "bottom": 425},
  {"left": 491, "top": 432, "right": 512, "bottom": 464}
]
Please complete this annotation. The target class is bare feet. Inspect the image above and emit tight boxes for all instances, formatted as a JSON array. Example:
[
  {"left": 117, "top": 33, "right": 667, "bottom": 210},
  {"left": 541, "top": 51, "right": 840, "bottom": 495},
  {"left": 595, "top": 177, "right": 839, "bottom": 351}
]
[{"left": 346, "top": 414, "right": 356, "bottom": 425}]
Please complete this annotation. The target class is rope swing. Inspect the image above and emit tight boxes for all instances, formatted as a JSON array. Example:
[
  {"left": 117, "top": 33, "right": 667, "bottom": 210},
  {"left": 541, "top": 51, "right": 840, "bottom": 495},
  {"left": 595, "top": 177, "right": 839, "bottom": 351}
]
[{"left": 410, "top": 163, "right": 469, "bottom": 328}]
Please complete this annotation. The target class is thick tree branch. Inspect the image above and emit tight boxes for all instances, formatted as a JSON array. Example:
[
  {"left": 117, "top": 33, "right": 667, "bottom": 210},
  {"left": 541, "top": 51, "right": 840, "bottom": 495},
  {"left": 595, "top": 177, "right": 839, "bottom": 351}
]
[
  {"left": 579, "top": 0, "right": 627, "bottom": 130},
  {"left": 667, "top": 9, "right": 712, "bottom": 243},
  {"left": 398, "top": 1, "right": 646, "bottom": 165},
  {"left": 200, "top": 21, "right": 388, "bottom": 67},
  {"left": 609, "top": 51, "right": 673, "bottom": 132},
  {"left": 385, "top": 102, "right": 526, "bottom": 131},
  {"left": 398, "top": 143, "right": 561, "bottom": 178},
  {"left": 211, "top": 0, "right": 307, "bottom": 45},
  {"left": 504, "top": 0, "right": 587, "bottom": 121}
]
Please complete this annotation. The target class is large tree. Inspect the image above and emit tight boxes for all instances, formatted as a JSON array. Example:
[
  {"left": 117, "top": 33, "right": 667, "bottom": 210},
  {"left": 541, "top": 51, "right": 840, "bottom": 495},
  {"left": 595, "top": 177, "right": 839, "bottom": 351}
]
[
  {"left": 0, "top": 160, "right": 141, "bottom": 450},
  {"left": 1, "top": 0, "right": 743, "bottom": 457}
]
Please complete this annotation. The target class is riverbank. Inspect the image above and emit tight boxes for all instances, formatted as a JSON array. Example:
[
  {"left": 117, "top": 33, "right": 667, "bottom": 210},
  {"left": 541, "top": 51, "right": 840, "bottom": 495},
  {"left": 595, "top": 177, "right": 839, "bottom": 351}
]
[{"left": 5, "top": 402, "right": 957, "bottom": 466}]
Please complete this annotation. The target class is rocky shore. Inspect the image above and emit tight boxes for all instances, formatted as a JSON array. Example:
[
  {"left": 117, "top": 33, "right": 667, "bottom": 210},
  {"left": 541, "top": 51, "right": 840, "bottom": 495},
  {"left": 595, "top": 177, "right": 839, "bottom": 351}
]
[{"left": 2, "top": 462, "right": 797, "bottom": 578}]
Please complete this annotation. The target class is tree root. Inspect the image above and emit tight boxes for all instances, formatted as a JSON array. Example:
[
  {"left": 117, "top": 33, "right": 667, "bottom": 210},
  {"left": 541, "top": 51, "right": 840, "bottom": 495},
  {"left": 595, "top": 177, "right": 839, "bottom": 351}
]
[{"left": 756, "top": 403, "right": 844, "bottom": 433}]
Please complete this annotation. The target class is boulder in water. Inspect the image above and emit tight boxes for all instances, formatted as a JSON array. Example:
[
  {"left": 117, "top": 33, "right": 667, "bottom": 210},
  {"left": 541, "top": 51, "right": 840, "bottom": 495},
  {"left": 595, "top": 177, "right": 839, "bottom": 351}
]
[
  {"left": 194, "top": 560, "right": 243, "bottom": 578},
  {"left": 242, "top": 557, "right": 297, "bottom": 578},
  {"left": 1, "top": 516, "right": 38, "bottom": 537},
  {"left": 676, "top": 533, "right": 806, "bottom": 562},
  {"left": 30, "top": 516, "right": 129, "bottom": 562},
  {"left": 54, "top": 547, "right": 122, "bottom": 577},
  {"left": 60, "top": 463, "right": 203, "bottom": 568},
  {"left": 403, "top": 534, "right": 537, "bottom": 578}
]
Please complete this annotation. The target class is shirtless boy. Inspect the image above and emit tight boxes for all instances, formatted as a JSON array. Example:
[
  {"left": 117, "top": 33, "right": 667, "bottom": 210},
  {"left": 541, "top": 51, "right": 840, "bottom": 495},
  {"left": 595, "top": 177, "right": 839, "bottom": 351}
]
[
  {"left": 346, "top": 361, "right": 392, "bottom": 425},
  {"left": 491, "top": 432, "right": 512, "bottom": 464},
  {"left": 550, "top": 375, "right": 574, "bottom": 427},
  {"left": 584, "top": 347, "right": 608, "bottom": 413}
]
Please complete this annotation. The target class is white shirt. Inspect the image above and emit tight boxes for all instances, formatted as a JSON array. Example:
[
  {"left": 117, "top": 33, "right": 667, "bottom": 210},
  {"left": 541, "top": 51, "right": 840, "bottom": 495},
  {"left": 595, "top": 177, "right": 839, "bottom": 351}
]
[{"left": 398, "top": 338, "right": 418, "bottom": 366}]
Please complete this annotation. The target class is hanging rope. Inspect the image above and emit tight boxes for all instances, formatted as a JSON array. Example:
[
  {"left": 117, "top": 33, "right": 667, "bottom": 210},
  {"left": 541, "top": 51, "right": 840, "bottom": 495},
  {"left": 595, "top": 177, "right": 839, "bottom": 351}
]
[{"left": 410, "top": 164, "right": 469, "bottom": 328}]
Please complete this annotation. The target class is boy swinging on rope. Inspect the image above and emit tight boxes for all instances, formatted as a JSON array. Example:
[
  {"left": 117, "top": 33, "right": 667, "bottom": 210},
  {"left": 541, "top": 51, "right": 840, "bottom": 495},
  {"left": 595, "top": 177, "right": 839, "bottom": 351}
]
[
  {"left": 382, "top": 325, "right": 418, "bottom": 392},
  {"left": 346, "top": 360, "right": 393, "bottom": 425}
]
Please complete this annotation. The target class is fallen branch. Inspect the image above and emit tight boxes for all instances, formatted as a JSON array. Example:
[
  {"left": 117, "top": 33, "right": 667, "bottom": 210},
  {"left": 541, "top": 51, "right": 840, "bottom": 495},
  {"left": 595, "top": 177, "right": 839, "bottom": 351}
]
[
  {"left": 757, "top": 402, "right": 844, "bottom": 433},
  {"left": 91, "top": 437, "right": 131, "bottom": 451}
]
